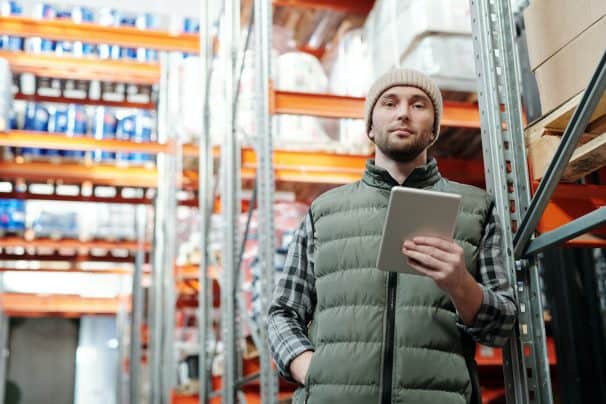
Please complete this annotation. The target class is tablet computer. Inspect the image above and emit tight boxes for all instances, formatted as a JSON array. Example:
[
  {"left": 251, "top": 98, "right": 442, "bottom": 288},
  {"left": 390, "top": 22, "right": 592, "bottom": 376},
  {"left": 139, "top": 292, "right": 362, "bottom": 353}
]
[{"left": 376, "top": 187, "right": 461, "bottom": 274}]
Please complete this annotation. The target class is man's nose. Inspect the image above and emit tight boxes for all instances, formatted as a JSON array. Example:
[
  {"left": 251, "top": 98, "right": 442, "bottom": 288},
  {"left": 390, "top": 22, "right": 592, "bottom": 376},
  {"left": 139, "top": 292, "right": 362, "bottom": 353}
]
[{"left": 395, "top": 103, "right": 409, "bottom": 120}]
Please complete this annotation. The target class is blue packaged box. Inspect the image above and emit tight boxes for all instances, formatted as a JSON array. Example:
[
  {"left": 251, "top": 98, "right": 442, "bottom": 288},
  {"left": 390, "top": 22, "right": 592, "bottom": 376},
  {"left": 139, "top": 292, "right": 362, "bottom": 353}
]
[
  {"left": 116, "top": 113, "right": 136, "bottom": 162},
  {"left": 119, "top": 16, "right": 137, "bottom": 60},
  {"left": 0, "top": 1, "right": 24, "bottom": 50},
  {"left": 27, "top": 4, "right": 56, "bottom": 53},
  {"left": 63, "top": 104, "right": 88, "bottom": 159},
  {"left": 71, "top": 7, "right": 95, "bottom": 56},
  {"left": 92, "top": 107, "right": 117, "bottom": 162},
  {"left": 22, "top": 103, "right": 49, "bottom": 158},
  {"left": 129, "top": 111, "right": 154, "bottom": 163},
  {"left": 136, "top": 13, "right": 158, "bottom": 62},
  {"left": 46, "top": 107, "right": 67, "bottom": 158},
  {"left": 98, "top": 8, "right": 121, "bottom": 59}
]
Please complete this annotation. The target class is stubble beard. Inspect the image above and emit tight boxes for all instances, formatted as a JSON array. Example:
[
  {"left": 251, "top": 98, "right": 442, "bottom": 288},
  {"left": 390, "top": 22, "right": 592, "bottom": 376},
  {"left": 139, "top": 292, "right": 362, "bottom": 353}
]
[{"left": 374, "top": 130, "right": 433, "bottom": 163}]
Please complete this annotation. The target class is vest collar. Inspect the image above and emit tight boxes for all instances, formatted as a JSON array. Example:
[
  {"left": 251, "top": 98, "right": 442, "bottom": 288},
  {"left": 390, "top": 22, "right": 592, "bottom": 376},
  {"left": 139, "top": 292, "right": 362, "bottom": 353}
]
[{"left": 363, "top": 158, "right": 442, "bottom": 190}]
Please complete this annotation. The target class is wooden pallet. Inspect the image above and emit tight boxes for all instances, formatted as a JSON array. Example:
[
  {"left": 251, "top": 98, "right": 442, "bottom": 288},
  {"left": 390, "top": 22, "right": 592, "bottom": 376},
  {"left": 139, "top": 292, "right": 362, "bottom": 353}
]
[{"left": 525, "top": 90, "right": 606, "bottom": 182}]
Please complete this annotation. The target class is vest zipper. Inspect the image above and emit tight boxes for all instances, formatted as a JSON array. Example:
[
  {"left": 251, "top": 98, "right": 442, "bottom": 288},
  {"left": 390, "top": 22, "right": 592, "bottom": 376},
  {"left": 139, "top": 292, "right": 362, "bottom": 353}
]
[{"left": 382, "top": 272, "right": 397, "bottom": 404}]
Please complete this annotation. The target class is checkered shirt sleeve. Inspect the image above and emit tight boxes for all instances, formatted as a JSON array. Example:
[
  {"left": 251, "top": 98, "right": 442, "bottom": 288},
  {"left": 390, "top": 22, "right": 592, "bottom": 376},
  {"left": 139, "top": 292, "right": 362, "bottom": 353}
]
[
  {"left": 456, "top": 202, "right": 518, "bottom": 347},
  {"left": 267, "top": 212, "right": 316, "bottom": 382}
]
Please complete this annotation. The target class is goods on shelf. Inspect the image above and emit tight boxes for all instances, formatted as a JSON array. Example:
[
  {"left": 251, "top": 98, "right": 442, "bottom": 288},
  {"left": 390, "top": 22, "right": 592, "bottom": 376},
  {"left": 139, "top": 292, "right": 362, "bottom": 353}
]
[
  {"left": 274, "top": 51, "right": 338, "bottom": 150},
  {"left": 365, "top": 0, "right": 475, "bottom": 92},
  {"left": 524, "top": 2, "right": 606, "bottom": 181},
  {"left": 0, "top": 198, "right": 25, "bottom": 235},
  {"left": 6, "top": 100, "right": 157, "bottom": 165},
  {"left": 524, "top": 0, "right": 606, "bottom": 114},
  {"left": 0, "top": 57, "right": 10, "bottom": 130},
  {"left": 25, "top": 200, "right": 141, "bottom": 241},
  {"left": 324, "top": 28, "right": 373, "bottom": 155},
  {"left": 0, "top": 1, "right": 24, "bottom": 51}
]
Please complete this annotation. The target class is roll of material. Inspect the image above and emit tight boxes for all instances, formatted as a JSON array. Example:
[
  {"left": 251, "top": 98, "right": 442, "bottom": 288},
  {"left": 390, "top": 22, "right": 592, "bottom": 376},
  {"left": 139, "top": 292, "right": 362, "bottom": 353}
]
[
  {"left": 365, "top": 0, "right": 475, "bottom": 91},
  {"left": 0, "top": 58, "right": 11, "bottom": 132}
]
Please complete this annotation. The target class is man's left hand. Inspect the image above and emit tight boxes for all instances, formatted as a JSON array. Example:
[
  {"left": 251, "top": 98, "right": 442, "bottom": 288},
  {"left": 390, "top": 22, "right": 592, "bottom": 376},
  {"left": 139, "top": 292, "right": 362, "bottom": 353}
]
[{"left": 402, "top": 236, "right": 471, "bottom": 295}]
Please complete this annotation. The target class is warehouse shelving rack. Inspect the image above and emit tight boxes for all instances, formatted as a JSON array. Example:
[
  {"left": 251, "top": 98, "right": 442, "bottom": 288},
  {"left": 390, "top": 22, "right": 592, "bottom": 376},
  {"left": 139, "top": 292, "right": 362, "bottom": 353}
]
[
  {"left": 0, "top": 1, "right": 604, "bottom": 404},
  {"left": 204, "top": 1, "right": 606, "bottom": 404}
]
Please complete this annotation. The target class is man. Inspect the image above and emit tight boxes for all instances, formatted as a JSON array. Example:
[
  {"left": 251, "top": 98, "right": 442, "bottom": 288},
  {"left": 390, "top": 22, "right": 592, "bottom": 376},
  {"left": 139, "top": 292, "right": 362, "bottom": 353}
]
[{"left": 267, "top": 69, "right": 517, "bottom": 404}]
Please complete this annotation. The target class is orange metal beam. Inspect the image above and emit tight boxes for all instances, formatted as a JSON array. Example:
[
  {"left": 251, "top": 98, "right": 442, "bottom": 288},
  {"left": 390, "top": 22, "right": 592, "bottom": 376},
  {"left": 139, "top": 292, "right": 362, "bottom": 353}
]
[
  {"left": 272, "top": 90, "right": 481, "bottom": 127},
  {"left": 14, "top": 92, "right": 155, "bottom": 110},
  {"left": 0, "top": 252, "right": 147, "bottom": 263},
  {"left": 0, "top": 293, "right": 128, "bottom": 316},
  {"left": 0, "top": 50, "right": 160, "bottom": 85},
  {"left": 0, "top": 131, "right": 168, "bottom": 154},
  {"left": 536, "top": 183, "right": 606, "bottom": 246},
  {"left": 0, "top": 237, "right": 151, "bottom": 251},
  {"left": 0, "top": 16, "right": 199, "bottom": 52},
  {"left": 0, "top": 161, "right": 158, "bottom": 188},
  {"left": 272, "top": 0, "right": 375, "bottom": 14}
]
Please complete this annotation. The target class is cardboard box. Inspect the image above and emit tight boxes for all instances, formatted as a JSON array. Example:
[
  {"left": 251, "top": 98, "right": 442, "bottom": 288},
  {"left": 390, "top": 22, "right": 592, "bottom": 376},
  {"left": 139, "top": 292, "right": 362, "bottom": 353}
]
[
  {"left": 534, "top": 15, "right": 606, "bottom": 115},
  {"left": 524, "top": 0, "right": 606, "bottom": 70}
]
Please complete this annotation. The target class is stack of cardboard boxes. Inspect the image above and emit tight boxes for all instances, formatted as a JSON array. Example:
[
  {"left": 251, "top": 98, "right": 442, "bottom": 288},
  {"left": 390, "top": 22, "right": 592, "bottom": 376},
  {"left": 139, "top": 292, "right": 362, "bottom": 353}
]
[
  {"left": 524, "top": 0, "right": 606, "bottom": 181},
  {"left": 525, "top": 0, "right": 606, "bottom": 115}
]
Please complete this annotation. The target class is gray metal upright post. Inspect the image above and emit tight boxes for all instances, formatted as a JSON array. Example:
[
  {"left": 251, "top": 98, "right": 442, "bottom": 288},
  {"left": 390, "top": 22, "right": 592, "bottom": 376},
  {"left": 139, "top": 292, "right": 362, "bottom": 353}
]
[
  {"left": 199, "top": 0, "right": 214, "bottom": 402},
  {"left": 149, "top": 51, "right": 171, "bottom": 404},
  {"left": 129, "top": 204, "right": 147, "bottom": 404},
  {"left": 161, "top": 52, "right": 180, "bottom": 404},
  {"left": 221, "top": 0, "right": 241, "bottom": 402},
  {"left": 254, "top": 0, "right": 278, "bottom": 402},
  {"left": 0, "top": 275, "right": 7, "bottom": 404},
  {"left": 469, "top": 0, "right": 553, "bottom": 403}
]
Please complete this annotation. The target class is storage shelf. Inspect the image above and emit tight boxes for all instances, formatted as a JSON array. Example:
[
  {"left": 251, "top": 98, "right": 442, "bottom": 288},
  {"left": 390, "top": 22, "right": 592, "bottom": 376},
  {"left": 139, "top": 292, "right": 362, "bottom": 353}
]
[
  {"left": 0, "top": 237, "right": 151, "bottom": 252},
  {"left": 0, "top": 16, "right": 199, "bottom": 53},
  {"left": 0, "top": 292, "right": 128, "bottom": 316},
  {"left": 0, "top": 130, "right": 166, "bottom": 154},
  {"left": 272, "top": 0, "right": 375, "bottom": 14},
  {"left": 476, "top": 337, "right": 557, "bottom": 367},
  {"left": 0, "top": 50, "right": 160, "bottom": 85},
  {"left": 0, "top": 161, "right": 159, "bottom": 188},
  {"left": 272, "top": 90, "right": 481, "bottom": 128},
  {"left": 14, "top": 92, "right": 155, "bottom": 110}
]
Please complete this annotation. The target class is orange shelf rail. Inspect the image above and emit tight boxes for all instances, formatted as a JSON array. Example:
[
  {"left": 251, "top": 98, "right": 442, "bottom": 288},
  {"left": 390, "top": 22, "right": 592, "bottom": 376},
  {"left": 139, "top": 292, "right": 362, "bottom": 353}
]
[
  {"left": 13, "top": 92, "right": 155, "bottom": 110},
  {"left": 475, "top": 337, "right": 557, "bottom": 367},
  {"left": 0, "top": 160, "right": 158, "bottom": 188},
  {"left": 272, "top": 90, "right": 481, "bottom": 128},
  {"left": 0, "top": 293, "right": 129, "bottom": 316},
  {"left": 272, "top": 0, "right": 375, "bottom": 14},
  {"left": 0, "top": 16, "right": 199, "bottom": 53},
  {"left": 0, "top": 237, "right": 151, "bottom": 252},
  {"left": 0, "top": 130, "right": 167, "bottom": 154},
  {"left": 0, "top": 50, "right": 160, "bottom": 85}
]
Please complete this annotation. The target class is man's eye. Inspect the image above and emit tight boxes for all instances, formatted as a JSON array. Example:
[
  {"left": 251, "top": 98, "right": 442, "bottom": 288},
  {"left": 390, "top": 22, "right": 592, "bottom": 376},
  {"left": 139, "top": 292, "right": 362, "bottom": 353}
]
[
  {"left": 384, "top": 101, "right": 395, "bottom": 107},
  {"left": 413, "top": 103, "right": 425, "bottom": 109}
]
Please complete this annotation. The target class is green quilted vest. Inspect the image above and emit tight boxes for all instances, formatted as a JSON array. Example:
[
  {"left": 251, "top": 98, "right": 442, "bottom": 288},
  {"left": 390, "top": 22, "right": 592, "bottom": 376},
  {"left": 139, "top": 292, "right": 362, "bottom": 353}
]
[{"left": 293, "top": 159, "right": 492, "bottom": 404}]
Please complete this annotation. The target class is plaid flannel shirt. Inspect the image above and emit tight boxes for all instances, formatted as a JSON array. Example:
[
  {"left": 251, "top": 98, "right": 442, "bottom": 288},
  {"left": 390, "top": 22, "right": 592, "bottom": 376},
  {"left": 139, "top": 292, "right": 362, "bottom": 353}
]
[{"left": 267, "top": 202, "right": 517, "bottom": 381}]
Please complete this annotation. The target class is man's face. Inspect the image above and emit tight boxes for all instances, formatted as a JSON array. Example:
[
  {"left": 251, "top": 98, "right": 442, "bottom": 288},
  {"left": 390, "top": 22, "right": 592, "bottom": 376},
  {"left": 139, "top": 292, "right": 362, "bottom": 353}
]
[{"left": 368, "top": 86, "right": 435, "bottom": 163}]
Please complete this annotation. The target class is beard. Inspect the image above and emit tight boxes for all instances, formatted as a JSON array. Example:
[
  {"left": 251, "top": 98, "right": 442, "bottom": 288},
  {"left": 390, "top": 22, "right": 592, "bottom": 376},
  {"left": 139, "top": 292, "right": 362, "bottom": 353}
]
[{"left": 373, "top": 130, "right": 433, "bottom": 163}]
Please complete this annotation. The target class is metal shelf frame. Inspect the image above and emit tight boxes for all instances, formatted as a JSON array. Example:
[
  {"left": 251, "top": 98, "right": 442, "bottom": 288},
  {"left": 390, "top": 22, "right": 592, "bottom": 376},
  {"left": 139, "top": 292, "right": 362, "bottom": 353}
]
[{"left": 472, "top": 1, "right": 605, "bottom": 403}]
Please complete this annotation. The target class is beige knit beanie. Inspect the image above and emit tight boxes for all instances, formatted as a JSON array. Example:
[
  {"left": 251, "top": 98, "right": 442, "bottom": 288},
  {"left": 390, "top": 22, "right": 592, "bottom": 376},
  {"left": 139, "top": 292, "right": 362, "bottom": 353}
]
[{"left": 365, "top": 68, "right": 443, "bottom": 144}]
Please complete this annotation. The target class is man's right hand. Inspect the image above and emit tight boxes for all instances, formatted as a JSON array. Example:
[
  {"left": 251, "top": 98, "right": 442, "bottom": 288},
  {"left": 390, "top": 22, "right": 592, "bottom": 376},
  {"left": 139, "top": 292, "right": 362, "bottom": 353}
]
[{"left": 289, "top": 350, "right": 314, "bottom": 385}]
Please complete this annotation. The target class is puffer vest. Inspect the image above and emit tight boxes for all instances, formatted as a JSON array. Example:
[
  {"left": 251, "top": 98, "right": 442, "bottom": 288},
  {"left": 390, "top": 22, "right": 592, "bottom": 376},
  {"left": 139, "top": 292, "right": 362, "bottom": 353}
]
[{"left": 292, "top": 159, "right": 492, "bottom": 404}]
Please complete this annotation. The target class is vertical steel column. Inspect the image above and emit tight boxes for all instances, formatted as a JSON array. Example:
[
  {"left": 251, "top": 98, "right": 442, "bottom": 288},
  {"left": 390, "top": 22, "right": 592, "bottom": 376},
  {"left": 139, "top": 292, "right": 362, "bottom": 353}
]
[
  {"left": 161, "top": 52, "right": 180, "bottom": 404},
  {"left": 469, "top": 0, "right": 552, "bottom": 403},
  {"left": 115, "top": 301, "right": 128, "bottom": 404},
  {"left": 254, "top": 0, "right": 278, "bottom": 403},
  {"left": 0, "top": 275, "right": 7, "bottom": 404},
  {"left": 129, "top": 204, "right": 147, "bottom": 404},
  {"left": 221, "top": 0, "right": 241, "bottom": 402},
  {"left": 150, "top": 50, "right": 170, "bottom": 404},
  {"left": 199, "top": 1, "right": 214, "bottom": 402}
]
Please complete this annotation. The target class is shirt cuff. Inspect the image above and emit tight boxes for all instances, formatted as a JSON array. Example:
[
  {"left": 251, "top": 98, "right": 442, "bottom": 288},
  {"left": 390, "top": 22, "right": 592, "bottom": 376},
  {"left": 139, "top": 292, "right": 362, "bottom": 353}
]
[
  {"left": 456, "top": 284, "right": 515, "bottom": 347},
  {"left": 279, "top": 344, "right": 315, "bottom": 384}
]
